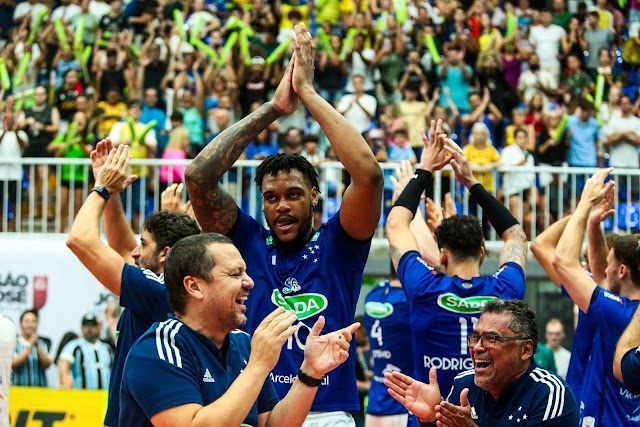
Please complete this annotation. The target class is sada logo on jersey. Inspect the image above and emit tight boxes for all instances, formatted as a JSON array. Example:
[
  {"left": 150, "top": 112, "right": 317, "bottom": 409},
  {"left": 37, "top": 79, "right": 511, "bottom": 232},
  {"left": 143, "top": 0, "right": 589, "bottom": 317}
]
[
  {"left": 282, "top": 277, "right": 301, "bottom": 294},
  {"left": 271, "top": 289, "right": 328, "bottom": 320},
  {"left": 364, "top": 301, "right": 394, "bottom": 319},
  {"left": 437, "top": 293, "right": 496, "bottom": 314}
]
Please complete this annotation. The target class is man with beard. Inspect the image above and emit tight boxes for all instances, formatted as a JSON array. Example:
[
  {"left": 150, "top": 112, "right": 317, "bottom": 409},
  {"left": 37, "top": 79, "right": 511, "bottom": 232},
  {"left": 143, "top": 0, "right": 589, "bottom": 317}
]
[
  {"left": 119, "top": 233, "right": 360, "bottom": 426},
  {"left": 383, "top": 299, "right": 578, "bottom": 427},
  {"left": 185, "top": 24, "right": 383, "bottom": 426},
  {"left": 67, "top": 141, "right": 200, "bottom": 427}
]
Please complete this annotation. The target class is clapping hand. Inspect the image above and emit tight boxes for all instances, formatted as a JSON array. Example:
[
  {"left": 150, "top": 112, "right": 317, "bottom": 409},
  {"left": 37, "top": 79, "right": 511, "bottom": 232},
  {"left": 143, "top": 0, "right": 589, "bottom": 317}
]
[
  {"left": 580, "top": 168, "right": 615, "bottom": 208},
  {"left": 95, "top": 145, "right": 138, "bottom": 194},
  {"left": 419, "top": 119, "right": 452, "bottom": 173},
  {"left": 161, "top": 183, "right": 195, "bottom": 219},
  {"left": 435, "top": 388, "right": 478, "bottom": 427},
  {"left": 384, "top": 367, "right": 442, "bottom": 423}
]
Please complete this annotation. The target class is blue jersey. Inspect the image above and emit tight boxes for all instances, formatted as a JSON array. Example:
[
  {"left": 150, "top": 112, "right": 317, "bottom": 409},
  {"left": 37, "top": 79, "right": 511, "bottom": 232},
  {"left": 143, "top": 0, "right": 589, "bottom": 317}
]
[
  {"left": 621, "top": 347, "right": 640, "bottom": 395},
  {"left": 564, "top": 305, "right": 597, "bottom": 406},
  {"left": 228, "top": 208, "right": 371, "bottom": 412},
  {"left": 104, "top": 264, "right": 172, "bottom": 427},
  {"left": 59, "top": 338, "right": 113, "bottom": 389},
  {"left": 448, "top": 364, "right": 578, "bottom": 426},
  {"left": 363, "top": 281, "right": 413, "bottom": 416},
  {"left": 577, "top": 286, "right": 640, "bottom": 427},
  {"left": 120, "top": 316, "right": 279, "bottom": 426},
  {"left": 397, "top": 252, "right": 526, "bottom": 398}
]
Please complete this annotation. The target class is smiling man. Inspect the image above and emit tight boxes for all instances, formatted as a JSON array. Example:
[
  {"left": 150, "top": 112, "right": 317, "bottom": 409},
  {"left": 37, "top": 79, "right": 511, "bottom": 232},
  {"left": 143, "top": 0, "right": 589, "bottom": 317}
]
[
  {"left": 383, "top": 299, "right": 578, "bottom": 427},
  {"left": 184, "top": 24, "right": 383, "bottom": 426},
  {"left": 120, "top": 233, "right": 360, "bottom": 427}
]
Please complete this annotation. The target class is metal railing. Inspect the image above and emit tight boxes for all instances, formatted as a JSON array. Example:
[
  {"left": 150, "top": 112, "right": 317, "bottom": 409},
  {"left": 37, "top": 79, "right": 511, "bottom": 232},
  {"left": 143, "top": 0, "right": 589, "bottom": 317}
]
[{"left": 2, "top": 159, "right": 639, "bottom": 240}]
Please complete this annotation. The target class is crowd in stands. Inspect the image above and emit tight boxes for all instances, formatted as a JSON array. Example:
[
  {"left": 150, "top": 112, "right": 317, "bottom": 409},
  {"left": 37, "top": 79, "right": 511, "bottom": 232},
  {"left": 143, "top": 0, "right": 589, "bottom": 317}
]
[{"left": 1, "top": 0, "right": 640, "bottom": 233}]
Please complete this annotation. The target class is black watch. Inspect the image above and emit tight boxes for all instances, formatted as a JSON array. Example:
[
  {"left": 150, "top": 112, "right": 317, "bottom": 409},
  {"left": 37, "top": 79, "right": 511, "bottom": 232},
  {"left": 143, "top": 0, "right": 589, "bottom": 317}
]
[
  {"left": 297, "top": 369, "right": 323, "bottom": 387},
  {"left": 90, "top": 185, "right": 110, "bottom": 201}
]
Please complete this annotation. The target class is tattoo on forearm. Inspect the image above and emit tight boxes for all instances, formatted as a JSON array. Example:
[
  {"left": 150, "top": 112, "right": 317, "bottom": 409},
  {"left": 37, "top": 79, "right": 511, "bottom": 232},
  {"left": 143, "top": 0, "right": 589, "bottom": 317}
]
[
  {"left": 186, "top": 103, "right": 280, "bottom": 233},
  {"left": 500, "top": 225, "right": 528, "bottom": 269}
]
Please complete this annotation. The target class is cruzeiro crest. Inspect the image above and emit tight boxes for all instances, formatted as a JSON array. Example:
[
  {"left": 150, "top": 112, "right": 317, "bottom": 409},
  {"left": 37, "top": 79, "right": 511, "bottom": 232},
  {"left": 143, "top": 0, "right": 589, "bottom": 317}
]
[{"left": 283, "top": 277, "right": 301, "bottom": 294}]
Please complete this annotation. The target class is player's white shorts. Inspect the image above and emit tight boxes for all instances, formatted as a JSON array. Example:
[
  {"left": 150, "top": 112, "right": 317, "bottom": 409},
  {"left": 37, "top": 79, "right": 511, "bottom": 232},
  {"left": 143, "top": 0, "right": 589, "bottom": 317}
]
[
  {"left": 303, "top": 411, "right": 355, "bottom": 427},
  {"left": 365, "top": 413, "right": 409, "bottom": 427}
]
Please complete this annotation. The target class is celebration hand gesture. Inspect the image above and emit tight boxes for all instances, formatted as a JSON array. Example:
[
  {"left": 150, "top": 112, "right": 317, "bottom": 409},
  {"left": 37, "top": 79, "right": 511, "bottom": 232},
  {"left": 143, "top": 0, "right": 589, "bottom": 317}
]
[
  {"left": 384, "top": 368, "right": 442, "bottom": 423},
  {"left": 303, "top": 316, "right": 360, "bottom": 378},
  {"left": 96, "top": 145, "right": 138, "bottom": 194},
  {"left": 580, "top": 168, "right": 615, "bottom": 207},
  {"left": 435, "top": 389, "right": 478, "bottom": 427},
  {"left": 290, "top": 23, "right": 316, "bottom": 96}
]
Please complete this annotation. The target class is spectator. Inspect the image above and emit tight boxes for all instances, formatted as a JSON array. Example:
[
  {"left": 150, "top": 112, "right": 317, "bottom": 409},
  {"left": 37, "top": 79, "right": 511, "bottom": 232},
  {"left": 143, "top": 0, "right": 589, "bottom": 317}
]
[
  {"left": 95, "top": 90, "right": 127, "bottom": 145},
  {"left": 279, "top": 126, "right": 304, "bottom": 155},
  {"left": 461, "top": 88, "right": 503, "bottom": 146},
  {"left": 464, "top": 122, "right": 501, "bottom": 230},
  {"left": 108, "top": 99, "right": 158, "bottom": 228},
  {"left": 59, "top": 313, "right": 113, "bottom": 390},
  {"left": 560, "top": 17, "right": 587, "bottom": 68},
  {"left": 552, "top": 0, "right": 574, "bottom": 29},
  {"left": 0, "top": 112, "right": 28, "bottom": 232},
  {"left": 55, "top": 69, "right": 84, "bottom": 127},
  {"left": 300, "top": 134, "right": 325, "bottom": 168},
  {"left": 566, "top": 99, "right": 600, "bottom": 173},
  {"left": 528, "top": 10, "right": 566, "bottom": 81},
  {"left": 159, "top": 112, "right": 191, "bottom": 192},
  {"left": 47, "top": 111, "right": 95, "bottom": 232},
  {"left": 337, "top": 74, "right": 377, "bottom": 135},
  {"left": 383, "top": 299, "right": 578, "bottom": 426},
  {"left": 601, "top": 95, "right": 640, "bottom": 199},
  {"left": 561, "top": 53, "right": 594, "bottom": 98},
  {"left": 0, "top": 315, "right": 16, "bottom": 427},
  {"left": 504, "top": 107, "right": 535, "bottom": 149},
  {"left": 534, "top": 341, "right": 558, "bottom": 372},
  {"left": 11, "top": 309, "right": 51, "bottom": 387},
  {"left": 315, "top": 33, "right": 347, "bottom": 106},
  {"left": 584, "top": 11, "right": 614, "bottom": 77},
  {"left": 501, "top": 127, "right": 536, "bottom": 232},
  {"left": 518, "top": 54, "right": 558, "bottom": 109},
  {"left": 393, "top": 82, "right": 430, "bottom": 158},
  {"left": 545, "top": 318, "right": 572, "bottom": 379},
  {"left": 95, "top": 48, "right": 126, "bottom": 101},
  {"left": 437, "top": 43, "right": 474, "bottom": 114}
]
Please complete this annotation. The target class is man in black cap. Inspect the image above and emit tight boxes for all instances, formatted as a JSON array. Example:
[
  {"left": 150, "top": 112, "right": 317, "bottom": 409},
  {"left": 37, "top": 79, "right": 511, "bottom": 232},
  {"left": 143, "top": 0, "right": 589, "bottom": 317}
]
[{"left": 58, "top": 313, "right": 114, "bottom": 390}]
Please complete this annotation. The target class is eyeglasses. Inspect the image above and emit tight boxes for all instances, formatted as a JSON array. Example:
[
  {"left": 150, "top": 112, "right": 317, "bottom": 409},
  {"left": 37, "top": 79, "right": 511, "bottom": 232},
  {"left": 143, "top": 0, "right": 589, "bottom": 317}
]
[{"left": 467, "top": 334, "right": 529, "bottom": 348}]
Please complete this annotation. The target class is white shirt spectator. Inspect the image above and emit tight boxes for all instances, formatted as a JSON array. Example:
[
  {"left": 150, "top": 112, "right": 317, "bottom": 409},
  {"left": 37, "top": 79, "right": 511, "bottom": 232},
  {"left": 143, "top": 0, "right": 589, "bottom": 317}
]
[
  {"left": 336, "top": 93, "right": 377, "bottom": 135},
  {"left": 517, "top": 68, "right": 557, "bottom": 109},
  {"left": 344, "top": 49, "right": 377, "bottom": 93},
  {"left": 501, "top": 143, "right": 536, "bottom": 197},
  {"left": 0, "top": 130, "right": 28, "bottom": 181},
  {"left": 13, "top": 2, "right": 48, "bottom": 23},
  {"left": 528, "top": 24, "right": 566, "bottom": 69},
  {"left": 601, "top": 114, "right": 640, "bottom": 168},
  {"left": 89, "top": 1, "right": 111, "bottom": 18},
  {"left": 51, "top": 4, "right": 82, "bottom": 22}
]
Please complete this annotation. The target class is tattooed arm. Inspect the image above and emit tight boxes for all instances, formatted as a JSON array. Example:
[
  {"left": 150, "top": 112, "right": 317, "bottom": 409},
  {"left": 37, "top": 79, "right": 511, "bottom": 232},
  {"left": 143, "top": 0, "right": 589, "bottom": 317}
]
[
  {"left": 498, "top": 224, "right": 529, "bottom": 273},
  {"left": 185, "top": 60, "right": 299, "bottom": 234}
]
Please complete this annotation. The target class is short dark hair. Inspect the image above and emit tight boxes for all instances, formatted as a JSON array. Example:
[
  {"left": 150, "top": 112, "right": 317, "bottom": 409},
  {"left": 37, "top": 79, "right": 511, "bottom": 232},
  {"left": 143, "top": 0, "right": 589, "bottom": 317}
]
[
  {"left": 170, "top": 111, "right": 184, "bottom": 122},
  {"left": 20, "top": 309, "right": 39, "bottom": 323},
  {"left": 434, "top": 215, "right": 484, "bottom": 259},
  {"left": 482, "top": 299, "right": 539, "bottom": 352},
  {"left": 610, "top": 234, "right": 640, "bottom": 285},
  {"left": 127, "top": 99, "right": 143, "bottom": 109},
  {"left": 164, "top": 233, "right": 234, "bottom": 313},
  {"left": 255, "top": 153, "right": 320, "bottom": 192},
  {"left": 142, "top": 211, "right": 201, "bottom": 255}
]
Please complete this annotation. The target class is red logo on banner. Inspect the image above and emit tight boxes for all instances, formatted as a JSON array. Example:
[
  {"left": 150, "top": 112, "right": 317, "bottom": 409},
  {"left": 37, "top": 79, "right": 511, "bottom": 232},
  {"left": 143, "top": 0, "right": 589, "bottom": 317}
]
[{"left": 32, "top": 276, "right": 48, "bottom": 310}]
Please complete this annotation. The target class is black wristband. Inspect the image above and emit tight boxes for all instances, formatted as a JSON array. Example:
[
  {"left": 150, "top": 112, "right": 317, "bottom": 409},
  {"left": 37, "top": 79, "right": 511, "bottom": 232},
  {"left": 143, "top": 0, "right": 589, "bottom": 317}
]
[
  {"left": 469, "top": 183, "right": 519, "bottom": 236},
  {"left": 297, "top": 369, "right": 323, "bottom": 387},
  {"left": 393, "top": 169, "right": 433, "bottom": 214}
]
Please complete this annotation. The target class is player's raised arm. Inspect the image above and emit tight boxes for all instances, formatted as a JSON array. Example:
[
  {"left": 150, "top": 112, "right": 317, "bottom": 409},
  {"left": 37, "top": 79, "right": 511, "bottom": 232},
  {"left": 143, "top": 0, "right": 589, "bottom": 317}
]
[
  {"left": 185, "top": 59, "right": 300, "bottom": 234},
  {"left": 290, "top": 24, "right": 383, "bottom": 240}
]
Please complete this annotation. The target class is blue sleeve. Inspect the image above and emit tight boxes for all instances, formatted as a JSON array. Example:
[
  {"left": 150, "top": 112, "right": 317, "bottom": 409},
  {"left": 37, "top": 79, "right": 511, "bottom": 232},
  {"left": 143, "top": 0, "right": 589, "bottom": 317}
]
[
  {"left": 621, "top": 347, "right": 640, "bottom": 395},
  {"left": 491, "top": 262, "right": 526, "bottom": 299},
  {"left": 120, "top": 264, "right": 171, "bottom": 321},
  {"left": 257, "top": 374, "right": 279, "bottom": 413},
  {"left": 586, "top": 287, "right": 638, "bottom": 331},
  {"left": 124, "top": 337, "right": 203, "bottom": 419},
  {"left": 396, "top": 251, "right": 440, "bottom": 302},
  {"left": 228, "top": 208, "right": 267, "bottom": 253}
]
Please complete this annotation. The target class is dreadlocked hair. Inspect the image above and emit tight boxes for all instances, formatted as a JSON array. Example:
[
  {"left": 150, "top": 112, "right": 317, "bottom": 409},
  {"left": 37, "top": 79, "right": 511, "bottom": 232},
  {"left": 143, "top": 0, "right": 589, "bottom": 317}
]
[{"left": 255, "top": 153, "right": 320, "bottom": 192}]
